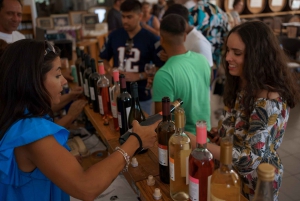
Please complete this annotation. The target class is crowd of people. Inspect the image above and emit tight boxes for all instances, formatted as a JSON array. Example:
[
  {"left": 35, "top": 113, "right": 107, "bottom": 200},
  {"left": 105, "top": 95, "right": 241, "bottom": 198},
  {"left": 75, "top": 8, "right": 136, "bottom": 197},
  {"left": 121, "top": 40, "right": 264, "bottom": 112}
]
[{"left": 0, "top": 0, "right": 299, "bottom": 201}]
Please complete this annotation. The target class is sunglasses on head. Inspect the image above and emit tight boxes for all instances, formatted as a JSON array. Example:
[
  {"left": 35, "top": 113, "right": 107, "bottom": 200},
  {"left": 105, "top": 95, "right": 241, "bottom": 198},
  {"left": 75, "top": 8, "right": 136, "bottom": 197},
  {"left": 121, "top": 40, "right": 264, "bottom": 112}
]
[{"left": 44, "top": 41, "right": 56, "bottom": 56}]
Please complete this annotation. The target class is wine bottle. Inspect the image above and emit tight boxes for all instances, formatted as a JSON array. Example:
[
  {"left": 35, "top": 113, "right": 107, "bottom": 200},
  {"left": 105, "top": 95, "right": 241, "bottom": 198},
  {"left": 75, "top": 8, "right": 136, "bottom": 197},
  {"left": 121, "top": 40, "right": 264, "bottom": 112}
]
[
  {"left": 79, "top": 53, "right": 86, "bottom": 95},
  {"left": 117, "top": 74, "right": 132, "bottom": 136},
  {"left": 97, "top": 62, "right": 111, "bottom": 119},
  {"left": 110, "top": 69, "right": 120, "bottom": 130},
  {"left": 253, "top": 163, "right": 275, "bottom": 201},
  {"left": 128, "top": 82, "right": 146, "bottom": 129},
  {"left": 169, "top": 107, "right": 191, "bottom": 200},
  {"left": 84, "top": 55, "right": 92, "bottom": 107},
  {"left": 210, "top": 135, "right": 240, "bottom": 201},
  {"left": 189, "top": 120, "right": 214, "bottom": 201},
  {"left": 88, "top": 59, "right": 100, "bottom": 113},
  {"left": 157, "top": 97, "right": 175, "bottom": 184},
  {"left": 75, "top": 47, "right": 83, "bottom": 86},
  {"left": 119, "top": 98, "right": 183, "bottom": 145}
]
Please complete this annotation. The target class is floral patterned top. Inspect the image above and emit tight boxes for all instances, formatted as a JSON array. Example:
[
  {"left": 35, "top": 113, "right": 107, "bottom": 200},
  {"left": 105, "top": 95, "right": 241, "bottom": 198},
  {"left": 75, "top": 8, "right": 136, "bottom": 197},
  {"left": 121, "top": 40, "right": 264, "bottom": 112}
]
[
  {"left": 218, "top": 91, "right": 289, "bottom": 201},
  {"left": 189, "top": 1, "right": 230, "bottom": 67}
]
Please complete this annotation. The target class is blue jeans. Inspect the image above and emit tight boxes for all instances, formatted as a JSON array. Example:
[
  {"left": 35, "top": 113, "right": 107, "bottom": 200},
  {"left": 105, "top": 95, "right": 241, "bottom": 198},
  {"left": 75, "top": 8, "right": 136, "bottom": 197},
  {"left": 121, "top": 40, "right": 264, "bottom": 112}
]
[{"left": 140, "top": 99, "right": 153, "bottom": 116}]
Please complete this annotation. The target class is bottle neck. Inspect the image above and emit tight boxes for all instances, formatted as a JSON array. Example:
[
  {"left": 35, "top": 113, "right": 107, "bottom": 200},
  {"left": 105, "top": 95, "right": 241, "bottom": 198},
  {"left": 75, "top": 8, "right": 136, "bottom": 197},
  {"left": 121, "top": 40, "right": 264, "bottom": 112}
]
[
  {"left": 254, "top": 179, "right": 274, "bottom": 201},
  {"left": 196, "top": 142, "right": 207, "bottom": 149},
  {"left": 114, "top": 81, "right": 120, "bottom": 87},
  {"left": 120, "top": 78, "right": 127, "bottom": 92},
  {"left": 176, "top": 127, "right": 184, "bottom": 135},
  {"left": 162, "top": 101, "right": 170, "bottom": 121}
]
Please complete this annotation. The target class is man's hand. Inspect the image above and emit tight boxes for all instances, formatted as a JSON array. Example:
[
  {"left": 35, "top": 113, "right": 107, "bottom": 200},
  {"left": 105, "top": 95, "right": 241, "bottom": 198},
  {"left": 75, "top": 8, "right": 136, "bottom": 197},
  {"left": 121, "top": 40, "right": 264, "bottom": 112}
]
[
  {"left": 119, "top": 71, "right": 140, "bottom": 82},
  {"left": 158, "top": 49, "right": 168, "bottom": 62},
  {"left": 67, "top": 100, "right": 88, "bottom": 119},
  {"left": 62, "top": 69, "right": 74, "bottom": 82}
]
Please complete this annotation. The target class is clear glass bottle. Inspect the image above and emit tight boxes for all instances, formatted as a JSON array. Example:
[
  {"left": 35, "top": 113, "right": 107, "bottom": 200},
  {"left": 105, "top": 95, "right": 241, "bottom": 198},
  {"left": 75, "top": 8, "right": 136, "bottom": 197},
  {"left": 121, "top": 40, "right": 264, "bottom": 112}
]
[
  {"left": 109, "top": 69, "right": 120, "bottom": 130},
  {"left": 210, "top": 135, "right": 240, "bottom": 201},
  {"left": 169, "top": 107, "right": 191, "bottom": 201},
  {"left": 189, "top": 120, "right": 214, "bottom": 201},
  {"left": 253, "top": 163, "right": 275, "bottom": 201},
  {"left": 157, "top": 97, "right": 175, "bottom": 184},
  {"left": 97, "top": 62, "right": 111, "bottom": 119}
]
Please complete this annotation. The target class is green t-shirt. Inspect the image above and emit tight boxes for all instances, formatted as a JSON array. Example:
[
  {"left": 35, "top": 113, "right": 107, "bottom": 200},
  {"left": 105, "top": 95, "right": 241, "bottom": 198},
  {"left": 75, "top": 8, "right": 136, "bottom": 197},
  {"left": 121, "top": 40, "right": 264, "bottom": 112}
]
[{"left": 153, "top": 51, "right": 211, "bottom": 134}]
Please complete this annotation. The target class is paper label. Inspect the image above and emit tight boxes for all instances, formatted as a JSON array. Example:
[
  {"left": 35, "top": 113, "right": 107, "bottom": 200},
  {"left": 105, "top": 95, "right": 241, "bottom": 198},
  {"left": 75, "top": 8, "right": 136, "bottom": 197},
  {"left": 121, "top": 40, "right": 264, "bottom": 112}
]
[
  {"left": 250, "top": 0, "right": 262, "bottom": 8},
  {"left": 169, "top": 157, "right": 175, "bottom": 181},
  {"left": 189, "top": 176, "right": 199, "bottom": 201},
  {"left": 84, "top": 79, "right": 89, "bottom": 97},
  {"left": 207, "top": 175, "right": 211, "bottom": 201},
  {"left": 228, "top": 0, "right": 234, "bottom": 9},
  {"left": 158, "top": 144, "right": 168, "bottom": 166},
  {"left": 126, "top": 107, "right": 131, "bottom": 122},
  {"left": 79, "top": 72, "right": 83, "bottom": 87},
  {"left": 111, "top": 102, "right": 117, "bottom": 118},
  {"left": 271, "top": 0, "right": 283, "bottom": 6},
  {"left": 98, "top": 95, "right": 104, "bottom": 115},
  {"left": 118, "top": 112, "right": 122, "bottom": 128},
  {"left": 89, "top": 87, "right": 95, "bottom": 100}
]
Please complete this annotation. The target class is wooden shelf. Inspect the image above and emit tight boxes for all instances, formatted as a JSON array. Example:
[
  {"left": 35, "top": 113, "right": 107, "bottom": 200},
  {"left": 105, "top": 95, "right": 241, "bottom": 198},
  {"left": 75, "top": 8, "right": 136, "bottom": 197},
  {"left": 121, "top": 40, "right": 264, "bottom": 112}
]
[{"left": 240, "top": 10, "right": 300, "bottom": 19}]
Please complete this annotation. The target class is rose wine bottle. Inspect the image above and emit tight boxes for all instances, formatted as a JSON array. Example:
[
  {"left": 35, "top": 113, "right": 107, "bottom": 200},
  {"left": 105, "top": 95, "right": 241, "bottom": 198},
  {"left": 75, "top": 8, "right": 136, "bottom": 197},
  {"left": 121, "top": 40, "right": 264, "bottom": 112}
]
[
  {"left": 169, "top": 107, "right": 191, "bottom": 200},
  {"left": 128, "top": 82, "right": 145, "bottom": 129},
  {"left": 110, "top": 69, "right": 120, "bottom": 130},
  {"left": 189, "top": 120, "right": 214, "bottom": 201},
  {"left": 210, "top": 135, "right": 240, "bottom": 201},
  {"left": 88, "top": 59, "right": 100, "bottom": 113},
  {"left": 253, "top": 163, "right": 275, "bottom": 201},
  {"left": 117, "top": 74, "right": 131, "bottom": 136},
  {"left": 97, "top": 62, "right": 111, "bottom": 119},
  {"left": 157, "top": 97, "right": 175, "bottom": 184}
]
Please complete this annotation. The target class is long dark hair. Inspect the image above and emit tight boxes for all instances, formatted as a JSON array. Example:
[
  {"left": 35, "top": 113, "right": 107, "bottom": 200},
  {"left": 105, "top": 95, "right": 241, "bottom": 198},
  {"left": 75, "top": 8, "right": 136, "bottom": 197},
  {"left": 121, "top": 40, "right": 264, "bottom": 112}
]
[
  {"left": 0, "top": 39, "right": 60, "bottom": 140},
  {"left": 223, "top": 21, "right": 300, "bottom": 117}
]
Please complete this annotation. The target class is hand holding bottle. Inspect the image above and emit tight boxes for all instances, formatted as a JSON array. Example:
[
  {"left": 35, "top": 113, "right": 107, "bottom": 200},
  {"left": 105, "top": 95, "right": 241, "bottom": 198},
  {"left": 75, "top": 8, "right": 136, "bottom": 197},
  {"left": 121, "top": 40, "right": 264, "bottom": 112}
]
[
  {"left": 208, "top": 127, "right": 220, "bottom": 145},
  {"left": 67, "top": 99, "right": 88, "bottom": 119},
  {"left": 131, "top": 120, "right": 159, "bottom": 149},
  {"left": 69, "top": 86, "right": 84, "bottom": 100}
]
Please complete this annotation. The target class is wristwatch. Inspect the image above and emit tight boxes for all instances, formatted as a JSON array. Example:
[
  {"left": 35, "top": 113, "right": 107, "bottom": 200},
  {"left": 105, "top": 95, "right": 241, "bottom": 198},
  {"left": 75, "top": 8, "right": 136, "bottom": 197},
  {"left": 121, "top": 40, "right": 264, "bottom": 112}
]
[{"left": 139, "top": 73, "right": 144, "bottom": 80}]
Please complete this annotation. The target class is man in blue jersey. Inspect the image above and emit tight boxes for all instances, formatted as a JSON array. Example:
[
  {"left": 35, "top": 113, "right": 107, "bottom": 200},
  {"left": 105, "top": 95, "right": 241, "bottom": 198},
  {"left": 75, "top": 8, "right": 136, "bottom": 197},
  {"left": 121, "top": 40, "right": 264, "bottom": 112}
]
[{"left": 100, "top": 0, "right": 163, "bottom": 115}]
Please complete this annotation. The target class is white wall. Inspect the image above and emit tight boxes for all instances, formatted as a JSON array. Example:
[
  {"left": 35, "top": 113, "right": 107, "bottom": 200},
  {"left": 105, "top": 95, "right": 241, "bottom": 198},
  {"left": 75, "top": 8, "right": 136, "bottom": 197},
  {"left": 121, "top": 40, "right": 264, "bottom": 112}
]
[{"left": 23, "top": 0, "right": 37, "bottom": 35}]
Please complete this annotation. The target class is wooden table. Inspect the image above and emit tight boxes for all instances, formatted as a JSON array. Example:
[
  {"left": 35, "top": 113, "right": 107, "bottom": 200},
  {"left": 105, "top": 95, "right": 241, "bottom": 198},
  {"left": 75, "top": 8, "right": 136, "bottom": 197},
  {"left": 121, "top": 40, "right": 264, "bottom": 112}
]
[{"left": 83, "top": 106, "right": 248, "bottom": 201}]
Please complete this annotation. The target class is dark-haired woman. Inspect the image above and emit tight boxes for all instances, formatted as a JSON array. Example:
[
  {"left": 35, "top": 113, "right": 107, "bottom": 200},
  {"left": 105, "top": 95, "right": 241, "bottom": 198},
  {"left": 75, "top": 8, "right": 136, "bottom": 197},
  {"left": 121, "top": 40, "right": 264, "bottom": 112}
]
[
  {"left": 191, "top": 21, "right": 300, "bottom": 200},
  {"left": 230, "top": 0, "right": 244, "bottom": 26},
  {"left": 0, "top": 39, "right": 158, "bottom": 201}
]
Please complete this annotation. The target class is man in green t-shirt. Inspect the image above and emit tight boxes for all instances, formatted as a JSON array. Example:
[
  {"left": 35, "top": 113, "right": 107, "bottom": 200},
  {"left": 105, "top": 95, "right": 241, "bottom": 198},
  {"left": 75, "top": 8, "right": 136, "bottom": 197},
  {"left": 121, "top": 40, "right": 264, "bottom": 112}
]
[{"left": 152, "top": 14, "right": 211, "bottom": 134}]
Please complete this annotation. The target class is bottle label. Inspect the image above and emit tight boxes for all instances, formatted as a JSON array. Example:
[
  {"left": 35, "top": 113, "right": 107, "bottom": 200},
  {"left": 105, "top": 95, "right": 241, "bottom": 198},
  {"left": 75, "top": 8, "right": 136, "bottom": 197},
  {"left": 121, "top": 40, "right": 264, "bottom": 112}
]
[
  {"left": 84, "top": 79, "right": 89, "bottom": 97},
  {"left": 98, "top": 95, "right": 104, "bottom": 115},
  {"left": 118, "top": 112, "right": 122, "bottom": 128},
  {"left": 111, "top": 102, "right": 117, "bottom": 118},
  {"left": 207, "top": 175, "right": 211, "bottom": 201},
  {"left": 126, "top": 107, "right": 131, "bottom": 122},
  {"left": 79, "top": 72, "right": 83, "bottom": 87},
  {"left": 169, "top": 157, "right": 175, "bottom": 181},
  {"left": 189, "top": 176, "right": 199, "bottom": 201},
  {"left": 89, "top": 87, "right": 95, "bottom": 100},
  {"left": 158, "top": 144, "right": 168, "bottom": 166}
]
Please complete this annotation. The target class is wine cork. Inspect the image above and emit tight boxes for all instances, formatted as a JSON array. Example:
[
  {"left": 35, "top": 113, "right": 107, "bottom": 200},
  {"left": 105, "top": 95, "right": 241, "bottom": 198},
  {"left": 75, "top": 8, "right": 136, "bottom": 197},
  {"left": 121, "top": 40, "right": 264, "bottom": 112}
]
[
  {"left": 131, "top": 157, "right": 138, "bottom": 167},
  {"left": 147, "top": 175, "right": 155, "bottom": 186},
  {"left": 153, "top": 188, "right": 162, "bottom": 200}
]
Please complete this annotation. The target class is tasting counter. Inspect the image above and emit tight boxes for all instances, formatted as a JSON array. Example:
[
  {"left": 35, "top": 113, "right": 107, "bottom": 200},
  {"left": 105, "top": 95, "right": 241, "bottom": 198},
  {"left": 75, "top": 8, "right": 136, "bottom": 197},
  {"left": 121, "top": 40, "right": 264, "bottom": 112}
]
[{"left": 83, "top": 105, "right": 248, "bottom": 201}]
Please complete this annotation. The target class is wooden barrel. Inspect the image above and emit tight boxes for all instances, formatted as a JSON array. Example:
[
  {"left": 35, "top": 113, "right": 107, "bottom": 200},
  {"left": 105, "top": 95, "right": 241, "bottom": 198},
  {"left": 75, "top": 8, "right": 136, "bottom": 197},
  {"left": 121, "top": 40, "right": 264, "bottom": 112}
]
[
  {"left": 262, "top": 16, "right": 283, "bottom": 33},
  {"left": 267, "top": 0, "right": 287, "bottom": 11},
  {"left": 284, "top": 0, "right": 300, "bottom": 10},
  {"left": 224, "top": 0, "right": 246, "bottom": 12},
  {"left": 245, "top": 0, "right": 267, "bottom": 13},
  {"left": 284, "top": 15, "right": 300, "bottom": 38}
]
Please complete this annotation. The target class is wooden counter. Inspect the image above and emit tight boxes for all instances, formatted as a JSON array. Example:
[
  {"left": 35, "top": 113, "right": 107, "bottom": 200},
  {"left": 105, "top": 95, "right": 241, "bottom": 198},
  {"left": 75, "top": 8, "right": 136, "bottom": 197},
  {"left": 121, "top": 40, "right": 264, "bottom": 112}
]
[{"left": 83, "top": 106, "right": 248, "bottom": 201}]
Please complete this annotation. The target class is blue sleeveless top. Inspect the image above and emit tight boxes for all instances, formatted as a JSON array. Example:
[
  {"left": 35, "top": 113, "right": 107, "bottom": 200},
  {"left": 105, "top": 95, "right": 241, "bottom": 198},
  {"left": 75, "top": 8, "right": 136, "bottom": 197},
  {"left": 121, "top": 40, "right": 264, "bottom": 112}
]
[
  {"left": 0, "top": 116, "right": 70, "bottom": 201},
  {"left": 146, "top": 15, "right": 154, "bottom": 28}
]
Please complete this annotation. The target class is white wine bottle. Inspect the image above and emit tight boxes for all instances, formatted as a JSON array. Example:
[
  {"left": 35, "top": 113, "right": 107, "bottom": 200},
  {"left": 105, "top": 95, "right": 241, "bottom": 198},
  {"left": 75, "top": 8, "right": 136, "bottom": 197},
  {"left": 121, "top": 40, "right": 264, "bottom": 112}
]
[
  {"left": 210, "top": 135, "right": 240, "bottom": 201},
  {"left": 169, "top": 107, "right": 191, "bottom": 201}
]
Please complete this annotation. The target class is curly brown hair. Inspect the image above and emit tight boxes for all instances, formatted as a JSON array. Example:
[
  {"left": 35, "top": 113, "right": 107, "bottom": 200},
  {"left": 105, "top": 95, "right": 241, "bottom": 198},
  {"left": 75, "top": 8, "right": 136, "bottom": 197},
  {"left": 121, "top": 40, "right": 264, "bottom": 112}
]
[{"left": 223, "top": 21, "right": 300, "bottom": 117}]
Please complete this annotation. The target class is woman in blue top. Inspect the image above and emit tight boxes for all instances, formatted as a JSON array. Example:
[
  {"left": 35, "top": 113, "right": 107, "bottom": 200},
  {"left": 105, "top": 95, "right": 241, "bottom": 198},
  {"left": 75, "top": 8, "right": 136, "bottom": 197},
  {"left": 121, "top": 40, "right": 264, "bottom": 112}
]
[
  {"left": 141, "top": 2, "right": 160, "bottom": 36},
  {"left": 0, "top": 39, "right": 158, "bottom": 201}
]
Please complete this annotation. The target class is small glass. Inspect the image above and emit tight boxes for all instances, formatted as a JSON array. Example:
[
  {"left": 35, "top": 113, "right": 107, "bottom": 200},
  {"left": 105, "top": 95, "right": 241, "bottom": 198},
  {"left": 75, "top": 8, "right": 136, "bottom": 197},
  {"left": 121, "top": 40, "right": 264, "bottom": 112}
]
[{"left": 144, "top": 63, "right": 156, "bottom": 90}]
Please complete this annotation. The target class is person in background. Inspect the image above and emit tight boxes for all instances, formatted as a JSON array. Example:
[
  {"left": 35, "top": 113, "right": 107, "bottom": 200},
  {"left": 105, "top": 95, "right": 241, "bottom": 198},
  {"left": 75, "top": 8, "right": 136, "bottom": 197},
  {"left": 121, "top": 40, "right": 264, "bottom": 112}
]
[
  {"left": 0, "top": 0, "right": 25, "bottom": 43},
  {"left": 141, "top": 2, "right": 160, "bottom": 36},
  {"left": 152, "top": 0, "right": 166, "bottom": 21},
  {"left": 107, "top": 0, "right": 124, "bottom": 33},
  {"left": 162, "top": 4, "right": 213, "bottom": 67},
  {"left": 153, "top": 14, "right": 211, "bottom": 134},
  {"left": 100, "top": 0, "right": 163, "bottom": 115},
  {"left": 183, "top": 0, "right": 196, "bottom": 9},
  {"left": 189, "top": 0, "right": 230, "bottom": 68},
  {"left": 230, "top": 0, "right": 244, "bottom": 27},
  {"left": 0, "top": 39, "right": 158, "bottom": 201},
  {"left": 187, "top": 21, "right": 300, "bottom": 200}
]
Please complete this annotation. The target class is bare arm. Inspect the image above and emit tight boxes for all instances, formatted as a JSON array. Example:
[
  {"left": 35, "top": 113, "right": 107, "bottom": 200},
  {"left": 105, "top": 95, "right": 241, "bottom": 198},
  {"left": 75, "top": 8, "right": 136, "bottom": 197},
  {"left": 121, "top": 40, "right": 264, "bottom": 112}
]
[
  {"left": 155, "top": 101, "right": 162, "bottom": 114},
  {"left": 21, "top": 120, "right": 158, "bottom": 201},
  {"left": 103, "top": 59, "right": 113, "bottom": 76}
]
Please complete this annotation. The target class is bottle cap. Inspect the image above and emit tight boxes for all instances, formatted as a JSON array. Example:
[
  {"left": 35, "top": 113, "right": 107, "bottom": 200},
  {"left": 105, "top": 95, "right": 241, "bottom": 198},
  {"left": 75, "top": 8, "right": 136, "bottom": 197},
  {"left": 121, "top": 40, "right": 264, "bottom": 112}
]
[
  {"left": 147, "top": 175, "right": 155, "bottom": 186},
  {"left": 162, "top": 97, "right": 171, "bottom": 116},
  {"left": 257, "top": 163, "right": 275, "bottom": 181},
  {"left": 174, "top": 107, "right": 185, "bottom": 128},
  {"left": 131, "top": 157, "right": 138, "bottom": 167},
  {"left": 153, "top": 188, "right": 162, "bottom": 200},
  {"left": 119, "top": 74, "right": 126, "bottom": 89},
  {"left": 98, "top": 62, "right": 105, "bottom": 75},
  {"left": 196, "top": 120, "right": 207, "bottom": 144},
  {"left": 220, "top": 135, "right": 233, "bottom": 165},
  {"left": 113, "top": 69, "right": 119, "bottom": 82}
]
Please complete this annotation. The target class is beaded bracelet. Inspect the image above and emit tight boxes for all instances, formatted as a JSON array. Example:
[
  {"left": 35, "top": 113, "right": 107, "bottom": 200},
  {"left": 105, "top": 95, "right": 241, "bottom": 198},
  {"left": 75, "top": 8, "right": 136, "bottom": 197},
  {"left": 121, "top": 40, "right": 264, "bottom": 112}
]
[{"left": 115, "top": 146, "right": 130, "bottom": 172}]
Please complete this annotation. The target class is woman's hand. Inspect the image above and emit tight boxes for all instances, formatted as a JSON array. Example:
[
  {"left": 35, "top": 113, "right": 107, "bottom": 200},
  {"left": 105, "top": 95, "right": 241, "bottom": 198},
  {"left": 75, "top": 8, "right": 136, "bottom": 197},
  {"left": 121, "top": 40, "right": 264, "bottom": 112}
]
[
  {"left": 208, "top": 127, "right": 220, "bottom": 145},
  {"left": 132, "top": 120, "right": 159, "bottom": 149},
  {"left": 67, "top": 99, "right": 87, "bottom": 119},
  {"left": 69, "top": 86, "right": 84, "bottom": 100}
]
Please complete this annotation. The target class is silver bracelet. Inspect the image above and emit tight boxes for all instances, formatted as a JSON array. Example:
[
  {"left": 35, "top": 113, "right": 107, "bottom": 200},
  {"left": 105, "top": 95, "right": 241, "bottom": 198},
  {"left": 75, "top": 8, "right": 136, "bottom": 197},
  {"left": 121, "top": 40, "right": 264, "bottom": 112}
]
[{"left": 115, "top": 147, "right": 130, "bottom": 172}]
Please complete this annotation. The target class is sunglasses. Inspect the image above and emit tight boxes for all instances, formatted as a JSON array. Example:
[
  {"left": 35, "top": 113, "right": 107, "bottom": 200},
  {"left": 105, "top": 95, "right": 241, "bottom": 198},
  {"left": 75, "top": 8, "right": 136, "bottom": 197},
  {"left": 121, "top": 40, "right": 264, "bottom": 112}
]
[{"left": 44, "top": 41, "right": 56, "bottom": 56}]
